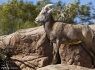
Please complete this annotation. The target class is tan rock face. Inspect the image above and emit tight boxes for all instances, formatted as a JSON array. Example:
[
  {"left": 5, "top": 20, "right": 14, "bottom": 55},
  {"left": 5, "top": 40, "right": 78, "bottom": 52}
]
[
  {"left": 58, "top": 25, "right": 95, "bottom": 68},
  {"left": 37, "top": 64, "right": 94, "bottom": 70},
  {"left": 11, "top": 55, "right": 50, "bottom": 70},
  {"left": 0, "top": 26, "right": 53, "bottom": 57},
  {"left": 59, "top": 44, "right": 92, "bottom": 68},
  {"left": 0, "top": 25, "right": 95, "bottom": 70},
  {"left": 0, "top": 26, "right": 53, "bottom": 70}
]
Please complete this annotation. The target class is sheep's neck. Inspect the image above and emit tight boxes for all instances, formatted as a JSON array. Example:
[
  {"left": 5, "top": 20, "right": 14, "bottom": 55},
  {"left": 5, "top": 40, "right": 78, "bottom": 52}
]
[{"left": 44, "top": 14, "right": 55, "bottom": 37}]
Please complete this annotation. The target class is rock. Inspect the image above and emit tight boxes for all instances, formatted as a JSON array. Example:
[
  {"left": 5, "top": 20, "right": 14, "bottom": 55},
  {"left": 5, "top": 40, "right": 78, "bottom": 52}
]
[
  {"left": 0, "top": 26, "right": 53, "bottom": 70},
  {"left": 0, "top": 26, "right": 46, "bottom": 56},
  {"left": 0, "top": 25, "right": 95, "bottom": 70},
  {"left": 89, "top": 25, "right": 95, "bottom": 48},
  {"left": 59, "top": 44, "right": 92, "bottom": 68},
  {"left": 37, "top": 63, "right": 94, "bottom": 70},
  {"left": 11, "top": 55, "right": 50, "bottom": 70},
  {"left": 89, "top": 25, "right": 95, "bottom": 32},
  {"left": 55, "top": 25, "right": 95, "bottom": 68}
]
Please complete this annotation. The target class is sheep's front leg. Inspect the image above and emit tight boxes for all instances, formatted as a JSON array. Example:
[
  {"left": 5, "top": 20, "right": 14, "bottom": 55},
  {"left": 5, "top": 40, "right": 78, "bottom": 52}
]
[{"left": 52, "top": 39, "right": 60, "bottom": 64}]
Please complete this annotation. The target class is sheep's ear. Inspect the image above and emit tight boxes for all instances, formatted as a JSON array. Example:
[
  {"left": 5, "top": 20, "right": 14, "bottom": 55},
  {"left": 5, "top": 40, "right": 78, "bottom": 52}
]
[{"left": 48, "top": 9, "right": 53, "bottom": 13}]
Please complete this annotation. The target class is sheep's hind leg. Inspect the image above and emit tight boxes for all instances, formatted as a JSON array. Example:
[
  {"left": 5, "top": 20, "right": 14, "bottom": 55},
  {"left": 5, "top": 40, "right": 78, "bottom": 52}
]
[{"left": 80, "top": 42, "right": 95, "bottom": 68}]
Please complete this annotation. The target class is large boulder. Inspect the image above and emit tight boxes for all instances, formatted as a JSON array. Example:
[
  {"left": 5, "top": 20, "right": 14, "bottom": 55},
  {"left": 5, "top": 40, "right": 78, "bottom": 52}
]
[
  {"left": 37, "top": 63, "right": 94, "bottom": 70},
  {"left": 0, "top": 24, "right": 95, "bottom": 70},
  {"left": 59, "top": 25, "right": 95, "bottom": 68},
  {"left": 0, "top": 26, "right": 53, "bottom": 70},
  {"left": 59, "top": 44, "right": 92, "bottom": 68}
]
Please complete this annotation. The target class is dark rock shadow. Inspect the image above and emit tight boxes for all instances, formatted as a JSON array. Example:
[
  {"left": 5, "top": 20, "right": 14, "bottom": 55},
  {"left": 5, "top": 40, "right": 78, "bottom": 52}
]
[{"left": 0, "top": 57, "right": 21, "bottom": 70}]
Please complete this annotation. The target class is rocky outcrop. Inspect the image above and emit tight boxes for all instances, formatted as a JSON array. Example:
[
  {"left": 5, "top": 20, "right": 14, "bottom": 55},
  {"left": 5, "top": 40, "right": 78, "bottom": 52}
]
[
  {"left": 11, "top": 55, "right": 50, "bottom": 70},
  {"left": 59, "top": 44, "right": 92, "bottom": 68},
  {"left": 59, "top": 25, "right": 95, "bottom": 68},
  {"left": 37, "top": 63, "right": 94, "bottom": 70},
  {"left": 0, "top": 25, "right": 95, "bottom": 70},
  {"left": 0, "top": 26, "right": 53, "bottom": 70}
]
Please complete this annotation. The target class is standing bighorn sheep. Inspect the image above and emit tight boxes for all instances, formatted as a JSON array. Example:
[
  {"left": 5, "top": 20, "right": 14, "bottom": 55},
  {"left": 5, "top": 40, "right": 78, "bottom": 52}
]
[{"left": 35, "top": 4, "right": 95, "bottom": 66}]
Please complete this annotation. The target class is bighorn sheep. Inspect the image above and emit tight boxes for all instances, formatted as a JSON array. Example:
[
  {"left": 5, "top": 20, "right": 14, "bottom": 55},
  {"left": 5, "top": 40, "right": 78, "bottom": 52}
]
[{"left": 35, "top": 4, "right": 95, "bottom": 66}]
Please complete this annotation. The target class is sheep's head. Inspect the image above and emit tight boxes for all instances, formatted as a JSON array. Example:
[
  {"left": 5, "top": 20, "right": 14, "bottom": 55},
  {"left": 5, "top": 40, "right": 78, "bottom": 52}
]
[{"left": 35, "top": 4, "right": 53, "bottom": 23}]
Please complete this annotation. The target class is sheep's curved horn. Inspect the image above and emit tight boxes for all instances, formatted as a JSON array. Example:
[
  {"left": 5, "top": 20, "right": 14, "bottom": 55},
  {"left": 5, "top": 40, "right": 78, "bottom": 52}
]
[{"left": 44, "top": 4, "right": 54, "bottom": 10}]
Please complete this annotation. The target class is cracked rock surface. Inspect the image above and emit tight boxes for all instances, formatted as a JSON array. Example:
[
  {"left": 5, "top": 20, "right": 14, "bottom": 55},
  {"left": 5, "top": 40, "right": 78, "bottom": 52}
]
[{"left": 0, "top": 25, "right": 95, "bottom": 70}]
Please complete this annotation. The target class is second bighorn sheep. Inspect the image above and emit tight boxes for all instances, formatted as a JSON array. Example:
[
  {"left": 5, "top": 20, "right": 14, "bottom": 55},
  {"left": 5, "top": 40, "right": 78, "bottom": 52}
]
[{"left": 35, "top": 4, "right": 95, "bottom": 66}]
